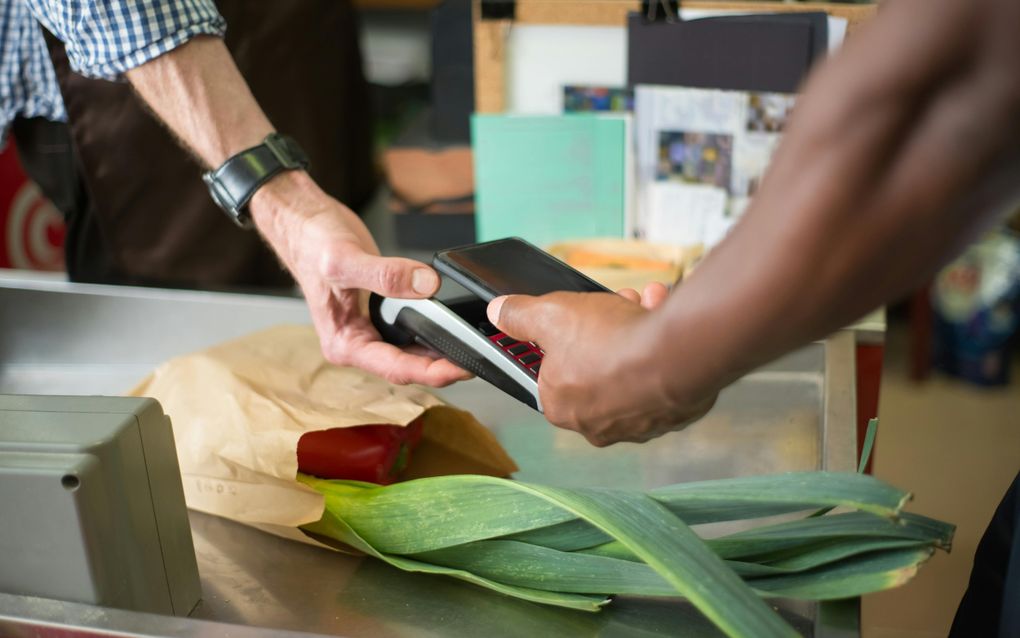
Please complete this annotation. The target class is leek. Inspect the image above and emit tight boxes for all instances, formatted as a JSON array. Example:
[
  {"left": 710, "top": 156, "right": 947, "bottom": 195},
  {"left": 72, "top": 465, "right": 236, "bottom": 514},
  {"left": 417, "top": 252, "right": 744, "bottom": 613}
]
[{"left": 299, "top": 470, "right": 952, "bottom": 638}]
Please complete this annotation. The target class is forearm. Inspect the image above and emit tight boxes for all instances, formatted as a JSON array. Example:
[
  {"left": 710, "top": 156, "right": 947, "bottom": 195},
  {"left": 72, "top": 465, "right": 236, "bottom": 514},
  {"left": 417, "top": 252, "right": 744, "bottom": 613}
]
[
  {"left": 124, "top": 35, "right": 341, "bottom": 250},
  {"left": 640, "top": 0, "right": 1020, "bottom": 398},
  {"left": 125, "top": 35, "right": 271, "bottom": 168},
  {"left": 48, "top": 10, "right": 451, "bottom": 384}
]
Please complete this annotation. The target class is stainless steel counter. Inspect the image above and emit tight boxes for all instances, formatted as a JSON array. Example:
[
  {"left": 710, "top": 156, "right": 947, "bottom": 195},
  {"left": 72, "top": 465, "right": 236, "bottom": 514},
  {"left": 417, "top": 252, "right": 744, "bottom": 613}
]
[{"left": 0, "top": 271, "right": 858, "bottom": 637}]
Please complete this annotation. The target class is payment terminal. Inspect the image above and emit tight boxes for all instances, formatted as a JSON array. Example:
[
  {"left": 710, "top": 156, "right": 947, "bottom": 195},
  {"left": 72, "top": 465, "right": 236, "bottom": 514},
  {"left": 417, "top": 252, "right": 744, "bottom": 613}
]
[{"left": 369, "top": 238, "right": 610, "bottom": 411}]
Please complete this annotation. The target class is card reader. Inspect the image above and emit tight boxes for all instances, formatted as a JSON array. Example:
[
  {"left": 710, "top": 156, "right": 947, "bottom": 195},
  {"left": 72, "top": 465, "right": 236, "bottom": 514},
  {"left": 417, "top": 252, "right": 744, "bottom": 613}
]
[
  {"left": 369, "top": 290, "right": 544, "bottom": 411},
  {"left": 370, "top": 239, "right": 612, "bottom": 411}
]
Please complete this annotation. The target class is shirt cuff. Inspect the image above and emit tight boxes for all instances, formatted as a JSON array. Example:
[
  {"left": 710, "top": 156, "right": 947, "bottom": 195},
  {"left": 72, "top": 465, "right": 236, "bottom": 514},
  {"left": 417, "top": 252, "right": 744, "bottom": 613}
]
[{"left": 72, "top": 16, "right": 226, "bottom": 81}]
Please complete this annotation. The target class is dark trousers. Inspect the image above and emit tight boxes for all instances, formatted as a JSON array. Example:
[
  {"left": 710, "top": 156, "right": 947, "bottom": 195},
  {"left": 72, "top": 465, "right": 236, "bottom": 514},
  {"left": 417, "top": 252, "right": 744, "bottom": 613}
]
[{"left": 951, "top": 471, "right": 1020, "bottom": 638}]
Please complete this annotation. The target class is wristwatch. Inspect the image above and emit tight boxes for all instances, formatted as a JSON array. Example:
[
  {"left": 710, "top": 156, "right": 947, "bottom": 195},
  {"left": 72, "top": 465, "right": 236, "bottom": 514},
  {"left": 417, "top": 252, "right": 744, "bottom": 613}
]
[{"left": 203, "top": 132, "right": 310, "bottom": 229}]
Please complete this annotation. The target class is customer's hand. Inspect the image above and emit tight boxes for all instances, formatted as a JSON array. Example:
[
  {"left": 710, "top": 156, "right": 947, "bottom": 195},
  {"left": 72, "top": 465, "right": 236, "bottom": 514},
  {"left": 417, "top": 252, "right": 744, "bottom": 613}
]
[
  {"left": 488, "top": 283, "right": 717, "bottom": 446},
  {"left": 251, "top": 171, "right": 469, "bottom": 386},
  {"left": 614, "top": 282, "right": 671, "bottom": 310}
]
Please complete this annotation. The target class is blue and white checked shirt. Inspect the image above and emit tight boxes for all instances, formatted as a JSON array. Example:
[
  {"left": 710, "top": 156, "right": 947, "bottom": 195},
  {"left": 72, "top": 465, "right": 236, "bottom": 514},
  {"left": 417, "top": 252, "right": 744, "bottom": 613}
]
[{"left": 0, "top": 0, "right": 225, "bottom": 147}]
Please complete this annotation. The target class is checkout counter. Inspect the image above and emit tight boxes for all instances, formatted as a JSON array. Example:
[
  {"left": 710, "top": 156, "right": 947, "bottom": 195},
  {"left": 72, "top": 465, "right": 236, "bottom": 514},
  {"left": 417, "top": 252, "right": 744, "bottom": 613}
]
[{"left": 0, "top": 268, "right": 867, "bottom": 637}]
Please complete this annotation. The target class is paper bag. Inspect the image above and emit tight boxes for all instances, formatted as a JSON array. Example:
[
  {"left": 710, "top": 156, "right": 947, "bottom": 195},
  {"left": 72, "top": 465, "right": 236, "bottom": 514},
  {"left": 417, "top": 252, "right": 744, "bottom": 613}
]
[{"left": 129, "top": 325, "right": 518, "bottom": 545}]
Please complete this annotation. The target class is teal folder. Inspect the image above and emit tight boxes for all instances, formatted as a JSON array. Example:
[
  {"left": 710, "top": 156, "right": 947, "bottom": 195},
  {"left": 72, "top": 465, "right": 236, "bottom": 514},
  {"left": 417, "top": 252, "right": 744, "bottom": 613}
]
[{"left": 472, "top": 115, "right": 627, "bottom": 247}]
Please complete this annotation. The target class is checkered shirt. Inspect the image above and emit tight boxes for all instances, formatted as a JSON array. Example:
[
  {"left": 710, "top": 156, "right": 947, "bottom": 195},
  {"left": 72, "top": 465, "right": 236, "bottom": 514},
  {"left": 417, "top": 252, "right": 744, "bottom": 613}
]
[{"left": 1, "top": 0, "right": 225, "bottom": 147}]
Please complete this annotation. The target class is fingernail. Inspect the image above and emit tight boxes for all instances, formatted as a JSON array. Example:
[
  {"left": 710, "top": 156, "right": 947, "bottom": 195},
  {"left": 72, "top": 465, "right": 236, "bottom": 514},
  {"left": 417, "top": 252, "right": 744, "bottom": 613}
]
[
  {"left": 487, "top": 296, "right": 507, "bottom": 325},
  {"left": 412, "top": 269, "right": 438, "bottom": 295}
]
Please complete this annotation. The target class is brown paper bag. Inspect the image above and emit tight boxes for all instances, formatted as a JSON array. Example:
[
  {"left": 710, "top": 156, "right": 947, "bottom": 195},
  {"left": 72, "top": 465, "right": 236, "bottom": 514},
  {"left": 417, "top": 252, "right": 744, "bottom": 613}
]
[{"left": 129, "top": 325, "right": 517, "bottom": 545}]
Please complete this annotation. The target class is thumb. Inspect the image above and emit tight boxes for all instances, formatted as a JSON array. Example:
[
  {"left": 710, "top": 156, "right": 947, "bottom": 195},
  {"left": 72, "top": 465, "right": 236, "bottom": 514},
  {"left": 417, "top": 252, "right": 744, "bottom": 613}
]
[
  {"left": 325, "top": 250, "right": 440, "bottom": 298},
  {"left": 488, "top": 294, "right": 543, "bottom": 343}
]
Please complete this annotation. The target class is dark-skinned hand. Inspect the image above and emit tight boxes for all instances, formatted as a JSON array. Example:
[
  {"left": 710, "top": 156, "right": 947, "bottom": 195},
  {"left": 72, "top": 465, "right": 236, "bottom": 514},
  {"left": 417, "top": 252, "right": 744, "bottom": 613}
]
[{"left": 488, "top": 283, "right": 717, "bottom": 446}]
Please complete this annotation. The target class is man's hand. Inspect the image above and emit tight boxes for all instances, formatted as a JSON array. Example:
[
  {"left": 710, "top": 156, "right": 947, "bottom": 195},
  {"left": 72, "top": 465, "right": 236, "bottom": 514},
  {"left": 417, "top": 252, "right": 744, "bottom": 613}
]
[
  {"left": 251, "top": 171, "right": 470, "bottom": 386},
  {"left": 487, "top": 283, "right": 717, "bottom": 446},
  {"left": 126, "top": 36, "right": 468, "bottom": 386}
]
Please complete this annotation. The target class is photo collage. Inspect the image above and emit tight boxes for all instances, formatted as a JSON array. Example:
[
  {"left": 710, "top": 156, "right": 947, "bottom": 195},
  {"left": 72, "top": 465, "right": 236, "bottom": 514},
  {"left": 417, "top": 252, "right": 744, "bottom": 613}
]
[
  {"left": 635, "top": 86, "right": 796, "bottom": 248},
  {"left": 555, "top": 82, "right": 794, "bottom": 248}
]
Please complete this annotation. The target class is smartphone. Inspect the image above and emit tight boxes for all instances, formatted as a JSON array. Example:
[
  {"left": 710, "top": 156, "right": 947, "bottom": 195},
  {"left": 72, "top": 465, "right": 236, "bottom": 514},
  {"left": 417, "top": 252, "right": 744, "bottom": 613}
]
[{"left": 433, "top": 237, "right": 611, "bottom": 301}]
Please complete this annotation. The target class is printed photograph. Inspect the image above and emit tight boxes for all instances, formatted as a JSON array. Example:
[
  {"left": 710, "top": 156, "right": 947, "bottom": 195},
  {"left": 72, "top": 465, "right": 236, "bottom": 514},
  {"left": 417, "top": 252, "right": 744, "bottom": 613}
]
[
  {"left": 731, "top": 133, "right": 782, "bottom": 198},
  {"left": 656, "top": 131, "right": 733, "bottom": 191},
  {"left": 563, "top": 85, "right": 634, "bottom": 113},
  {"left": 746, "top": 92, "right": 797, "bottom": 133}
]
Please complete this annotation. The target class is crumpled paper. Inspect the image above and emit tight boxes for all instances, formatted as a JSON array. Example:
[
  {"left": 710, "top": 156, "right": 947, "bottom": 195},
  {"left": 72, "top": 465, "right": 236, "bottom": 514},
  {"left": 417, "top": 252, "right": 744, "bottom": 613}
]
[{"left": 130, "top": 324, "right": 517, "bottom": 545}]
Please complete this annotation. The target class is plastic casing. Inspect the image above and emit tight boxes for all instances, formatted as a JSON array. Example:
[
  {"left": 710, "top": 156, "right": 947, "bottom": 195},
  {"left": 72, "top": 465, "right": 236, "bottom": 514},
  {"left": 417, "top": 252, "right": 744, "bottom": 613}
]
[
  {"left": 370, "top": 293, "right": 542, "bottom": 410},
  {"left": 0, "top": 395, "right": 201, "bottom": 616}
]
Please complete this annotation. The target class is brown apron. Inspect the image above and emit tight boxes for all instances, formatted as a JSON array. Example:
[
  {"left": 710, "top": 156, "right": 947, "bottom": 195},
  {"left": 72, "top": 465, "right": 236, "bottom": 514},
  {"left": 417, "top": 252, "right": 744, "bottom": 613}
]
[{"left": 44, "top": 0, "right": 376, "bottom": 289}]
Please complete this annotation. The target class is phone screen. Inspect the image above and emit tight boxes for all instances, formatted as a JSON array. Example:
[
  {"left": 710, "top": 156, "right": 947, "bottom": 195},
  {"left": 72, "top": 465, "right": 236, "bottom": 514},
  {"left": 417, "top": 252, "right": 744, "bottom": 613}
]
[{"left": 436, "top": 238, "right": 609, "bottom": 300}]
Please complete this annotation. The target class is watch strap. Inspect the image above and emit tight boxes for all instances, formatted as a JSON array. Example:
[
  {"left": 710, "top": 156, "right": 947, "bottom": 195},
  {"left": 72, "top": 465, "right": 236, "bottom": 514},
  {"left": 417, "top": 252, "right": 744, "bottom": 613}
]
[{"left": 203, "top": 133, "right": 310, "bottom": 228}]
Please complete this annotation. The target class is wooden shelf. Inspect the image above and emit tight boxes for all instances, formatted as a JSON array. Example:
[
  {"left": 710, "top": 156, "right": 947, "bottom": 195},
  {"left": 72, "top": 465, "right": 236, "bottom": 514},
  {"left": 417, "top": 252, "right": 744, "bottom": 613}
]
[{"left": 353, "top": 0, "right": 440, "bottom": 10}]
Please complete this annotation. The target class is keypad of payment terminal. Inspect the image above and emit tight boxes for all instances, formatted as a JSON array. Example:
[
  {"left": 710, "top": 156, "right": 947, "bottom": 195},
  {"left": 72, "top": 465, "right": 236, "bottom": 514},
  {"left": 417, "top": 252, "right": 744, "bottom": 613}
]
[{"left": 478, "top": 321, "right": 543, "bottom": 377}]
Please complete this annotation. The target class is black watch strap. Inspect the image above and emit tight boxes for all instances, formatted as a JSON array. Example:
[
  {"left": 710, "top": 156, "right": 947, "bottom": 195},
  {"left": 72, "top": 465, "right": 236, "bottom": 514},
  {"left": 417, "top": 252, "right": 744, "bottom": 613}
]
[{"left": 203, "top": 133, "right": 310, "bottom": 228}]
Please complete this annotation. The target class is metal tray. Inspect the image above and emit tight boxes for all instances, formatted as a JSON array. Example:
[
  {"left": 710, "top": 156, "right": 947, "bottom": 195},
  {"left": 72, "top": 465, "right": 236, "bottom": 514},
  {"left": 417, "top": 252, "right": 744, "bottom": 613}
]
[{"left": 0, "top": 272, "right": 858, "bottom": 637}]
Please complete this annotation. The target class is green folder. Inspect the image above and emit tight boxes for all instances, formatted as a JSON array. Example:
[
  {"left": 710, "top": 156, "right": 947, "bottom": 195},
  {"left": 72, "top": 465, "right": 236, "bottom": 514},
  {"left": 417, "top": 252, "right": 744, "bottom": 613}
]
[{"left": 472, "top": 114, "right": 628, "bottom": 247}]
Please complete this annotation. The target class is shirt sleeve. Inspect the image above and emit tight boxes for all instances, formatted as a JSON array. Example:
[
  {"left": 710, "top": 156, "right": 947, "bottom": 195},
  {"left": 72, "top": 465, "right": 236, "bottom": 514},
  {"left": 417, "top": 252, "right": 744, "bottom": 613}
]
[{"left": 23, "top": 0, "right": 226, "bottom": 81}]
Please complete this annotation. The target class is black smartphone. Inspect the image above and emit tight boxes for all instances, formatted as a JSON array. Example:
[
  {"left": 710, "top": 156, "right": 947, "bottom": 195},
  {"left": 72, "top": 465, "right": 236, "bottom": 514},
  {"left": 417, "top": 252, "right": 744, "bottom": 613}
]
[{"left": 433, "top": 237, "right": 611, "bottom": 301}]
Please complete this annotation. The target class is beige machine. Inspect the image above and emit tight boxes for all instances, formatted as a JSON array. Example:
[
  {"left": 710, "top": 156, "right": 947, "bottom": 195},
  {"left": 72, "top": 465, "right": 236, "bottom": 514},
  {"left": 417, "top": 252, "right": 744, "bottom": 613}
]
[{"left": 0, "top": 395, "right": 200, "bottom": 616}]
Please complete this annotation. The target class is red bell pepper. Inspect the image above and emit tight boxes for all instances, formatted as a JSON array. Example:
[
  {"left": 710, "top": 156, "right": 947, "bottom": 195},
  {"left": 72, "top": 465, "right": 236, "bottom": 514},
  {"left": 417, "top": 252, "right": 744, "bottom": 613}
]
[{"left": 296, "top": 417, "right": 424, "bottom": 485}]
